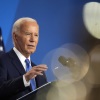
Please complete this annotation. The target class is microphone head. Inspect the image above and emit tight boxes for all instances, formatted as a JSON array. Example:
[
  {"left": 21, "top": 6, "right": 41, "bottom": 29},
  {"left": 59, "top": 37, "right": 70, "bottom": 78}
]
[{"left": 58, "top": 56, "right": 76, "bottom": 68}]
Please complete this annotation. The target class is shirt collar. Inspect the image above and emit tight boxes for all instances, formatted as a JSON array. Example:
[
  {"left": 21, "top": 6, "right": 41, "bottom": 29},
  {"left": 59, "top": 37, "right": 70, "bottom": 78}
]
[{"left": 13, "top": 47, "right": 31, "bottom": 69}]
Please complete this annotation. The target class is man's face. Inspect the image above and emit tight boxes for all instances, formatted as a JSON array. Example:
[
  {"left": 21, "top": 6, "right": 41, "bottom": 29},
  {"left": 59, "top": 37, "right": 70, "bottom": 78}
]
[{"left": 13, "top": 21, "right": 39, "bottom": 57}]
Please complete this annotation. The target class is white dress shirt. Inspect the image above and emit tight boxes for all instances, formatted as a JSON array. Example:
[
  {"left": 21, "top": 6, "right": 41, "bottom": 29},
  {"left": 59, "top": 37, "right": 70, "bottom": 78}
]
[{"left": 13, "top": 47, "right": 30, "bottom": 87}]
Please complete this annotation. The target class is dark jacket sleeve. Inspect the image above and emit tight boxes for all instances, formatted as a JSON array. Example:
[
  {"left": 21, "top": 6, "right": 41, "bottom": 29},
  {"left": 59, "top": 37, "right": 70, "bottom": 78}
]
[
  {"left": 0, "top": 61, "right": 26, "bottom": 98},
  {"left": 0, "top": 56, "right": 27, "bottom": 99}
]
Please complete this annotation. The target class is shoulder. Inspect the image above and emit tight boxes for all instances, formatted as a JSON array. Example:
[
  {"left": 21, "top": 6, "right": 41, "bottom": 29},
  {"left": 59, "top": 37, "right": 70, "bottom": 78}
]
[
  {"left": 0, "top": 52, "right": 9, "bottom": 60},
  {"left": 0, "top": 49, "right": 14, "bottom": 62}
]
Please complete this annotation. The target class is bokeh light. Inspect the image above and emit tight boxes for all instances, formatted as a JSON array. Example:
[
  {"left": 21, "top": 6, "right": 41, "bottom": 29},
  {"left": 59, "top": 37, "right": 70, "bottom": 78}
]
[
  {"left": 42, "top": 43, "right": 89, "bottom": 84},
  {"left": 83, "top": 2, "right": 100, "bottom": 39},
  {"left": 86, "top": 45, "right": 100, "bottom": 87},
  {"left": 34, "top": 80, "right": 88, "bottom": 100}
]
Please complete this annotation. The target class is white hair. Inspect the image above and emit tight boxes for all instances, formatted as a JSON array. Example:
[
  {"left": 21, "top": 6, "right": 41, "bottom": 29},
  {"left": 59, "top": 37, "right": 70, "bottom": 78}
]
[{"left": 12, "top": 17, "right": 37, "bottom": 34}]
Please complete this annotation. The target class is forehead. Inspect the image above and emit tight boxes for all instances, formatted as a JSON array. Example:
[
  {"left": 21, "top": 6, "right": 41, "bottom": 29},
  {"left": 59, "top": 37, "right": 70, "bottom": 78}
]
[{"left": 20, "top": 21, "right": 39, "bottom": 29}]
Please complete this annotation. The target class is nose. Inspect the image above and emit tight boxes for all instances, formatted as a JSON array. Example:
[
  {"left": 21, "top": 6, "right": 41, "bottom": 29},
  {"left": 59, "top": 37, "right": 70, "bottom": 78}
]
[
  {"left": 30, "top": 34, "right": 38, "bottom": 42},
  {"left": 30, "top": 35, "right": 35, "bottom": 42}
]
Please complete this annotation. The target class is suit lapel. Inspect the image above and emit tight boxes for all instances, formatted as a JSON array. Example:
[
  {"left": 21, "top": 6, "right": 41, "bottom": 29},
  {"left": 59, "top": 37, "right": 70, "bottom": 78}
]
[{"left": 8, "top": 49, "right": 26, "bottom": 75}]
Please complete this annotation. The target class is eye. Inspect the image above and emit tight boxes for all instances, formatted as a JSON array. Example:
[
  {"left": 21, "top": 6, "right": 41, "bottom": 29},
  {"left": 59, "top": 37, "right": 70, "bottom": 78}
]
[
  {"left": 24, "top": 32, "right": 31, "bottom": 36},
  {"left": 35, "top": 33, "right": 39, "bottom": 37},
  {"left": 25, "top": 32, "right": 31, "bottom": 35}
]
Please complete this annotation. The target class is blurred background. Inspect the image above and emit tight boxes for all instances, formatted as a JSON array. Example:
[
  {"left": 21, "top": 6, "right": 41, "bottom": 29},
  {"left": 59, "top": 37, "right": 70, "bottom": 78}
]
[{"left": 0, "top": 0, "right": 100, "bottom": 99}]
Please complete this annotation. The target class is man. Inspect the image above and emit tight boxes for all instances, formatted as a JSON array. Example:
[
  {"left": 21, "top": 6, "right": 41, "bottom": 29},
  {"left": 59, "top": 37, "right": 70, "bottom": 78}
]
[{"left": 0, "top": 17, "right": 48, "bottom": 100}]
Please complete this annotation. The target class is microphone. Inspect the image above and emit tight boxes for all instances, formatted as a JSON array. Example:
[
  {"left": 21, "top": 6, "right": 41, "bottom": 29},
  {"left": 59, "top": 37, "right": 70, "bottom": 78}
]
[
  {"left": 58, "top": 56, "right": 79, "bottom": 79},
  {"left": 58, "top": 56, "right": 76, "bottom": 68}
]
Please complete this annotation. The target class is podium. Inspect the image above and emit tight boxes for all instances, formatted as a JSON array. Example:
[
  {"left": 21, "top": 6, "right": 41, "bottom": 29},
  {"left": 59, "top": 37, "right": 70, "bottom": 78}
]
[
  {"left": 17, "top": 82, "right": 52, "bottom": 100},
  {"left": 17, "top": 80, "right": 91, "bottom": 100}
]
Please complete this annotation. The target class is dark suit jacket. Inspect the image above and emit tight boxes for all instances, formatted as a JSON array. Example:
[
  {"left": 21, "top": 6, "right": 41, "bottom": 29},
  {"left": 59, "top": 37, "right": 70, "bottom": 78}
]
[{"left": 0, "top": 49, "right": 47, "bottom": 100}]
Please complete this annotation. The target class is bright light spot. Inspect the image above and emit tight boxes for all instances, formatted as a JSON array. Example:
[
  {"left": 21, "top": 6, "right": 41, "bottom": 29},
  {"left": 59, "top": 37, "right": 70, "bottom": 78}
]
[
  {"left": 83, "top": 2, "right": 100, "bottom": 39},
  {"left": 0, "top": 46, "right": 3, "bottom": 51}
]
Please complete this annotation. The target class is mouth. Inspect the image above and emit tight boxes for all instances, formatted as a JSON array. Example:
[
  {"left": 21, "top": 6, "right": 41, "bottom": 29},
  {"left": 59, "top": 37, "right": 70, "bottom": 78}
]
[{"left": 27, "top": 45, "right": 35, "bottom": 48}]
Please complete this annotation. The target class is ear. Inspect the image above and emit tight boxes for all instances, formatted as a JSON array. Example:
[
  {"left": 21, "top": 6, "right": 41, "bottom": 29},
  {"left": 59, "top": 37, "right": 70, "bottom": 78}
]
[{"left": 13, "top": 32, "right": 17, "bottom": 43}]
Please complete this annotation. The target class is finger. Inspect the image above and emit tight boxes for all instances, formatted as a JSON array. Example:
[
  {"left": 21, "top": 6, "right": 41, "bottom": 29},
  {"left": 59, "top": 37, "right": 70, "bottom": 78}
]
[
  {"left": 32, "top": 72, "right": 43, "bottom": 78},
  {"left": 38, "top": 64, "right": 48, "bottom": 68},
  {"left": 34, "top": 67, "right": 48, "bottom": 71},
  {"left": 33, "top": 64, "right": 48, "bottom": 69},
  {"left": 34, "top": 67, "right": 47, "bottom": 71},
  {"left": 29, "top": 70, "right": 43, "bottom": 76},
  {"left": 30, "top": 75, "right": 36, "bottom": 79},
  {"left": 32, "top": 66, "right": 48, "bottom": 71},
  {"left": 34, "top": 71, "right": 43, "bottom": 75}
]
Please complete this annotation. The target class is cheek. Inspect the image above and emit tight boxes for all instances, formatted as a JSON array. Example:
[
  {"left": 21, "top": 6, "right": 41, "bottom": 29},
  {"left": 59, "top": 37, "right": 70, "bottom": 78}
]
[
  {"left": 19, "top": 39, "right": 26, "bottom": 48},
  {"left": 36, "top": 41, "right": 38, "bottom": 45},
  {"left": 36, "top": 38, "right": 39, "bottom": 44}
]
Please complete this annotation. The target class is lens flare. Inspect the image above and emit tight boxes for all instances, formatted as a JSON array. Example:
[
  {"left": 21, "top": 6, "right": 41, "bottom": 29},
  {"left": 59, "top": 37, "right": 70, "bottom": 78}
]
[
  {"left": 42, "top": 43, "right": 89, "bottom": 84},
  {"left": 83, "top": 2, "right": 100, "bottom": 39}
]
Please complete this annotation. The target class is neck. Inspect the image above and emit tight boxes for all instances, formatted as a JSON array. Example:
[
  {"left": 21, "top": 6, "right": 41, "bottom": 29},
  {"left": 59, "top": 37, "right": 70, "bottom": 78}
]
[{"left": 14, "top": 47, "right": 30, "bottom": 58}]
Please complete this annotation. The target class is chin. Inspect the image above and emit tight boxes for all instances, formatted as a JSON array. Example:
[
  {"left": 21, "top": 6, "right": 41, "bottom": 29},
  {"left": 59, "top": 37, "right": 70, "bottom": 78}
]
[
  {"left": 26, "top": 48, "right": 36, "bottom": 54},
  {"left": 30, "top": 50, "right": 36, "bottom": 54}
]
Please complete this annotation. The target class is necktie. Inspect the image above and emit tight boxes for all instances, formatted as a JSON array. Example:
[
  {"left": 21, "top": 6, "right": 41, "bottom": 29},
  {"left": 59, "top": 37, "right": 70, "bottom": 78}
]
[{"left": 25, "top": 59, "right": 36, "bottom": 90}]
